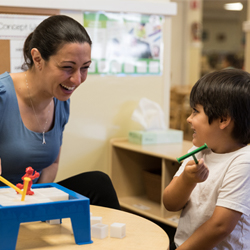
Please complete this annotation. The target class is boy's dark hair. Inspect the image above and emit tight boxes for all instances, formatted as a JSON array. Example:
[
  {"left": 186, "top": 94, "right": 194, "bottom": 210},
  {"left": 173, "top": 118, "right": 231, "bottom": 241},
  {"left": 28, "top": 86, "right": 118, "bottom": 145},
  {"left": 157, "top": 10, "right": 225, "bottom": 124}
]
[
  {"left": 190, "top": 69, "right": 250, "bottom": 144},
  {"left": 22, "top": 15, "right": 92, "bottom": 70}
]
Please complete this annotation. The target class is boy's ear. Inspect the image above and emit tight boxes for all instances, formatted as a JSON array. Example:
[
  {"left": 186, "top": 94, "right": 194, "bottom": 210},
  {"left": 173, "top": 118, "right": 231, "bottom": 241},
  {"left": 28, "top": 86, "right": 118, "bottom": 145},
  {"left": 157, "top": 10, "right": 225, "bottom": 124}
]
[{"left": 219, "top": 116, "right": 232, "bottom": 130}]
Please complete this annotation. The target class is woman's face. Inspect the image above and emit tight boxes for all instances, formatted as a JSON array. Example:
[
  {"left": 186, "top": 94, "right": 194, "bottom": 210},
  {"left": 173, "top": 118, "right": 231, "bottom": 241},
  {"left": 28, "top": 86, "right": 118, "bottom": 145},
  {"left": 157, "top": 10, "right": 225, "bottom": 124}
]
[{"left": 41, "top": 42, "right": 91, "bottom": 101}]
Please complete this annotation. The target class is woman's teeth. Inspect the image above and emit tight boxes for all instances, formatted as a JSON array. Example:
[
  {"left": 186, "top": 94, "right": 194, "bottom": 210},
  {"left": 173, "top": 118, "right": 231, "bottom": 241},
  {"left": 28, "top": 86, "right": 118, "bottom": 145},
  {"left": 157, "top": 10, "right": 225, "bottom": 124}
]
[{"left": 60, "top": 84, "right": 74, "bottom": 91}]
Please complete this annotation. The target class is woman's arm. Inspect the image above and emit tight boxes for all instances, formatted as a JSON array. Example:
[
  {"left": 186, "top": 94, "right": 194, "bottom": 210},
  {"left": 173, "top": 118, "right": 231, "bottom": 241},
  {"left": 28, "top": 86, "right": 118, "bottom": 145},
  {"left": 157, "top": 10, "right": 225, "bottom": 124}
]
[
  {"left": 177, "top": 206, "right": 242, "bottom": 250},
  {"left": 37, "top": 148, "right": 61, "bottom": 183},
  {"left": 163, "top": 158, "right": 209, "bottom": 211}
]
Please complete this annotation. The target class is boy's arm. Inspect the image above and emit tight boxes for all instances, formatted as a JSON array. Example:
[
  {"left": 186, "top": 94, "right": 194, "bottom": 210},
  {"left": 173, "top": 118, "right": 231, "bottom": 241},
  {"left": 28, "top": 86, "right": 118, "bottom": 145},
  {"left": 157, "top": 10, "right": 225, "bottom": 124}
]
[
  {"left": 163, "top": 174, "right": 196, "bottom": 211},
  {"left": 177, "top": 206, "right": 242, "bottom": 250},
  {"left": 163, "top": 158, "right": 209, "bottom": 211}
]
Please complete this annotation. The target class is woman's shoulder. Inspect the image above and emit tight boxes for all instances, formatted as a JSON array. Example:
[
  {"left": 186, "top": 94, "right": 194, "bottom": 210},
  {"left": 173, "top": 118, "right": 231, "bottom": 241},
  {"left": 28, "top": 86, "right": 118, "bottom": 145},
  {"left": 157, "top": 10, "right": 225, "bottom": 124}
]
[
  {"left": 0, "top": 72, "right": 12, "bottom": 81},
  {"left": 0, "top": 72, "right": 16, "bottom": 97},
  {"left": 0, "top": 72, "right": 12, "bottom": 93},
  {"left": 0, "top": 71, "right": 10, "bottom": 79},
  {"left": 0, "top": 72, "right": 14, "bottom": 125}
]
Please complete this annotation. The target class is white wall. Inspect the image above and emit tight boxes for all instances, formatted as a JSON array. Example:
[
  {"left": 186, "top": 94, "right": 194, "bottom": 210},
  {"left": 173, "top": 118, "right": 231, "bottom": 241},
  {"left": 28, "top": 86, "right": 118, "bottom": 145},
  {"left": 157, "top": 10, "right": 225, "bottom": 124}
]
[
  {"left": 170, "top": 0, "right": 187, "bottom": 86},
  {"left": 58, "top": 73, "right": 165, "bottom": 180},
  {"left": 243, "top": 0, "right": 250, "bottom": 72},
  {"left": 170, "top": 0, "right": 203, "bottom": 86},
  {"left": 203, "top": 19, "right": 243, "bottom": 53}
]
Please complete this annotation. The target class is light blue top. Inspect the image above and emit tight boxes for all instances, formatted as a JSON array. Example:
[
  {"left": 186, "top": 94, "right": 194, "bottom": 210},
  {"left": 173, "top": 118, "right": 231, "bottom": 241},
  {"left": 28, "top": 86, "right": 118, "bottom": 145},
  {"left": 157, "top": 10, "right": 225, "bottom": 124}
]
[{"left": 0, "top": 72, "right": 70, "bottom": 185}]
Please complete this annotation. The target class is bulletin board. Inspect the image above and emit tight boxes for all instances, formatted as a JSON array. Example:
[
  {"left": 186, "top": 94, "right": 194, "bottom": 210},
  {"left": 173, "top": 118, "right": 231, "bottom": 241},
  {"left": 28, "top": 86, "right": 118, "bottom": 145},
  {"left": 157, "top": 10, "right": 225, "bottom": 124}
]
[
  {"left": 0, "top": 7, "right": 59, "bottom": 74},
  {"left": 84, "top": 12, "right": 164, "bottom": 76}
]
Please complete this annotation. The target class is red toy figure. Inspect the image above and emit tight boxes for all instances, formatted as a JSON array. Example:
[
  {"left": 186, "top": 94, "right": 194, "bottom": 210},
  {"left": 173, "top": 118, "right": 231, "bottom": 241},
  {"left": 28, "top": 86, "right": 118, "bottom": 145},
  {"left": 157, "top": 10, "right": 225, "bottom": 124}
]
[{"left": 16, "top": 167, "right": 40, "bottom": 195}]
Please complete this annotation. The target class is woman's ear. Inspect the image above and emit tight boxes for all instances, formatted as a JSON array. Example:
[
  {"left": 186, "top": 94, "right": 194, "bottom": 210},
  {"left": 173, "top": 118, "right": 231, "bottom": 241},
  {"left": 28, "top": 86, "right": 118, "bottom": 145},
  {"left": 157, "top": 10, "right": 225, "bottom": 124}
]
[
  {"left": 30, "top": 48, "right": 43, "bottom": 70},
  {"left": 219, "top": 116, "right": 232, "bottom": 130}
]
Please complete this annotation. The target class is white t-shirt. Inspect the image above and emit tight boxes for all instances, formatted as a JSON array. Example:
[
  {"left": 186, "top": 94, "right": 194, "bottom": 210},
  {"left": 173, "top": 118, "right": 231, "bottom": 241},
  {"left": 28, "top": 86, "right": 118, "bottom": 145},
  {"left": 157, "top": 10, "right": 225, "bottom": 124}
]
[{"left": 174, "top": 145, "right": 250, "bottom": 249}]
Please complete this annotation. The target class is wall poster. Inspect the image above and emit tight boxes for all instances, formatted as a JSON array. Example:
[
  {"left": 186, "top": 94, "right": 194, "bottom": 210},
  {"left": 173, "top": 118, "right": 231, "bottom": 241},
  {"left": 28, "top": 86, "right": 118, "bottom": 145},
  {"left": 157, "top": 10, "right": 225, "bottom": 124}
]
[
  {"left": 0, "top": 14, "right": 49, "bottom": 73},
  {"left": 84, "top": 12, "right": 164, "bottom": 76}
]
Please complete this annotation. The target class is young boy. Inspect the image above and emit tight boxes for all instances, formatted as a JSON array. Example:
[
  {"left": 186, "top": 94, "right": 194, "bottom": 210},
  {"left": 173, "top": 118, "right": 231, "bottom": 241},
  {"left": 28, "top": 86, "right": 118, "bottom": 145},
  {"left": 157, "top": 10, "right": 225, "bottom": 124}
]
[{"left": 163, "top": 69, "right": 250, "bottom": 250}]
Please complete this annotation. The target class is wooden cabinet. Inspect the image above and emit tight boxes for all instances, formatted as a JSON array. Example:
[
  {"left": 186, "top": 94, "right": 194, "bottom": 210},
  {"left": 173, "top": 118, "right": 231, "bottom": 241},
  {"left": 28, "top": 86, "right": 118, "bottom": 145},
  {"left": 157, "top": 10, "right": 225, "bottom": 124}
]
[{"left": 109, "top": 138, "right": 193, "bottom": 228}]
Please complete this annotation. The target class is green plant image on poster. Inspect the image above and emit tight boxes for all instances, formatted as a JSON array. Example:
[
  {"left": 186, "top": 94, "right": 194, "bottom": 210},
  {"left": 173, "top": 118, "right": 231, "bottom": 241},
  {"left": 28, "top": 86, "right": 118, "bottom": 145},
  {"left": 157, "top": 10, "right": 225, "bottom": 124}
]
[{"left": 83, "top": 12, "right": 164, "bottom": 76}]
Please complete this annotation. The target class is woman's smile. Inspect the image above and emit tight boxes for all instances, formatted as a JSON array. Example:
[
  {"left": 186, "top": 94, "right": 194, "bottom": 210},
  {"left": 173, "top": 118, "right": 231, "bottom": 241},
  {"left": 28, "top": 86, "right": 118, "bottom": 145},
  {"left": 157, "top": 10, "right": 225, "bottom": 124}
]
[{"left": 60, "top": 83, "right": 75, "bottom": 91}]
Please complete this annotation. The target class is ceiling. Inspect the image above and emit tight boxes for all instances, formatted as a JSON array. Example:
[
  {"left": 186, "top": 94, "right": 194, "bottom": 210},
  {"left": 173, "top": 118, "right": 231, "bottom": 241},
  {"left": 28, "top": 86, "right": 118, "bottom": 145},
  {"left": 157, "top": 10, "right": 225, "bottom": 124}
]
[
  {"left": 203, "top": 0, "right": 247, "bottom": 10},
  {"left": 203, "top": 0, "right": 247, "bottom": 20}
]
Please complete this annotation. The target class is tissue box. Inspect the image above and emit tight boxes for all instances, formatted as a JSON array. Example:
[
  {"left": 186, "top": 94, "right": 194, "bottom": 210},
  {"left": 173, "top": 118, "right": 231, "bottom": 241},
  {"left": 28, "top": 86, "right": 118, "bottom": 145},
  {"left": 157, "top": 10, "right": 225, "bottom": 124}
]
[{"left": 128, "top": 129, "right": 183, "bottom": 145}]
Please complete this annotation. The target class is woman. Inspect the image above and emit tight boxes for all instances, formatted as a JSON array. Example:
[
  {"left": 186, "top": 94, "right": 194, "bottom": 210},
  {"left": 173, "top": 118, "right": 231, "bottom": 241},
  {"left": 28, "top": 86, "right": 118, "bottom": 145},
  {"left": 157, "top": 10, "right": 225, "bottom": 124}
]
[{"left": 0, "top": 15, "right": 120, "bottom": 209}]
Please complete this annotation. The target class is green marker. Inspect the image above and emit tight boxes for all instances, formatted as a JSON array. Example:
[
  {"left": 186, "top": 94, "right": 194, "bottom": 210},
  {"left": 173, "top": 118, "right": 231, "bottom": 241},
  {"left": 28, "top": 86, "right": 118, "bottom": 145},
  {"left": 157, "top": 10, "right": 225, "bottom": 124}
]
[{"left": 177, "top": 143, "right": 208, "bottom": 164}]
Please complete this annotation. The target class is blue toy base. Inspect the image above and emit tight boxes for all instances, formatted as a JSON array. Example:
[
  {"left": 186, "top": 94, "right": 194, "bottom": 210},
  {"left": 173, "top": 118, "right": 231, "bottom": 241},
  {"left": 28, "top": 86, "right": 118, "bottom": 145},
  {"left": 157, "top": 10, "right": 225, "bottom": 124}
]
[{"left": 0, "top": 183, "right": 93, "bottom": 250}]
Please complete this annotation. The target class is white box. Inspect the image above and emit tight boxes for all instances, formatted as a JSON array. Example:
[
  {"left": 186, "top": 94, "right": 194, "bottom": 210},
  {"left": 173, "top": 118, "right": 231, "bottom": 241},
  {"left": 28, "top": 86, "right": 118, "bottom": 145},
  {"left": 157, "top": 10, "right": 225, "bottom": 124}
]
[
  {"left": 91, "top": 216, "right": 102, "bottom": 225},
  {"left": 110, "top": 222, "right": 126, "bottom": 239},
  {"left": 46, "top": 219, "right": 62, "bottom": 225},
  {"left": 128, "top": 129, "right": 183, "bottom": 145},
  {"left": 91, "top": 223, "right": 108, "bottom": 239}
]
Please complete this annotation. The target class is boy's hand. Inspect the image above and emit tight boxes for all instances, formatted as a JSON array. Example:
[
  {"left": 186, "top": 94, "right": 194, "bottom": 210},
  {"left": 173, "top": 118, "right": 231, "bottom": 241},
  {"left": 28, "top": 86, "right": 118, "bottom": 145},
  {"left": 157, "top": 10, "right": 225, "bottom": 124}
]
[
  {"left": 183, "top": 158, "right": 209, "bottom": 184},
  {"left": 163, "top": 158, "right": 209, "bottom": 211}
]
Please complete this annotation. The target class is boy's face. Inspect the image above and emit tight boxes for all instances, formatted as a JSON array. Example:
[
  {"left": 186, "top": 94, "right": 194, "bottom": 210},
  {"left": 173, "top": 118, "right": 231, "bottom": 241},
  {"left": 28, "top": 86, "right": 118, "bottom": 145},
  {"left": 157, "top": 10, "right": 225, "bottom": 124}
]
[{"left": 187, "top": 104, "right": 221, "bottom": 150}]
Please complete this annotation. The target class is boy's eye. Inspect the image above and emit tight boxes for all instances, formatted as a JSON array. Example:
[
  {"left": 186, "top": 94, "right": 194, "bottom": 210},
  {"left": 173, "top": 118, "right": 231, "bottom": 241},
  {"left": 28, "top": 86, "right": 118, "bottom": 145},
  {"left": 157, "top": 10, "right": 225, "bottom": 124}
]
[{"left": 192, "top": 108, "right": 199, "bottom": 114}]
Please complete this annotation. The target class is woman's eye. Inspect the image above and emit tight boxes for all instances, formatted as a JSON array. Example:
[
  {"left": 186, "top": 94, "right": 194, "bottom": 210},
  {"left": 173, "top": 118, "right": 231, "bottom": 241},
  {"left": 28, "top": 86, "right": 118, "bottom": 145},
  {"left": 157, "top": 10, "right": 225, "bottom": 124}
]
[
  {"left": 81, "top": 66, "right": 90, "bottom": 70},
  {"left": 62, "top": 66, "right": 73, "bottom": 70},
  {"left": 61, "top": 67, "right": 72, "bottom": 73}
]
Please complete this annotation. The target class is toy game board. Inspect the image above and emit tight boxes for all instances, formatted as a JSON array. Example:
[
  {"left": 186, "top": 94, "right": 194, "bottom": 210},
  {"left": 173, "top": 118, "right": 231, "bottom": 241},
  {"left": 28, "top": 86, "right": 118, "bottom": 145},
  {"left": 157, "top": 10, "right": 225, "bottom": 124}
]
[{"left": 0, "top": 183, "right": 92, "bottom": 250}]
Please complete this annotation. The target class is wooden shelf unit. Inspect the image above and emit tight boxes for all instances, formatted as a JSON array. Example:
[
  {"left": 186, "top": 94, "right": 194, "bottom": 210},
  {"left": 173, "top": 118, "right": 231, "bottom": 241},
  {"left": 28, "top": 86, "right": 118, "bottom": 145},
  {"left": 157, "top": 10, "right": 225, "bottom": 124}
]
[{"left": 109, "top": 137, "right": 193, "bottom": 228}]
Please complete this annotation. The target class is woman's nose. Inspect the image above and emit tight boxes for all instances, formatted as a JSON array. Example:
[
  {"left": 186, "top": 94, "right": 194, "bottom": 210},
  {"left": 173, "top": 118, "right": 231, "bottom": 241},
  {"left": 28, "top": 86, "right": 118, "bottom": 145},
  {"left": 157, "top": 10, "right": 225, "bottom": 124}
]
[{"left": 70, "top": 70, "right": 82, "bottom": 85}]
